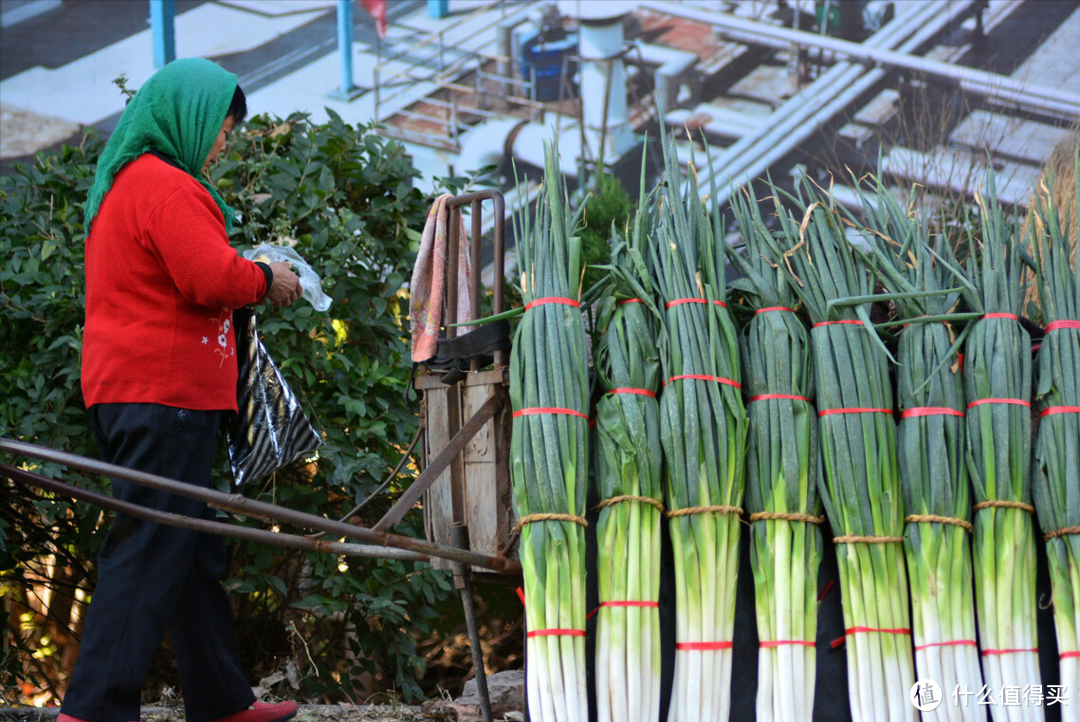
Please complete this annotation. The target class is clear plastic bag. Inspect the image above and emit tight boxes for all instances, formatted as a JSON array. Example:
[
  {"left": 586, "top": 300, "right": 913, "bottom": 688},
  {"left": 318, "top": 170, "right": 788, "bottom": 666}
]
[{"left": 244, "top": 244, "right": 332, "bottom": 312}]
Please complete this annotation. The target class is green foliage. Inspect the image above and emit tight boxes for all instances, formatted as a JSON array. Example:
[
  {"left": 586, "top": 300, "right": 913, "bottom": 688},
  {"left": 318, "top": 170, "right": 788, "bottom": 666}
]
[
  {"left": 579, "top": 172, "right": 634, "bottom": 288},
  {"left": 1, "top": 113, "right": 460, "bottom": 702}
]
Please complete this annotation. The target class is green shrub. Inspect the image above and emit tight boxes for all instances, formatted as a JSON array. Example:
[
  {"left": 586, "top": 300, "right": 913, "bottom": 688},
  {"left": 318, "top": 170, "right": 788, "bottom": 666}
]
[
  {"left": 579, "top": 172, "right": 635, "bottom": 289},
  {"left": 0, "top": 113, "right": 461, "bottom": 703}
]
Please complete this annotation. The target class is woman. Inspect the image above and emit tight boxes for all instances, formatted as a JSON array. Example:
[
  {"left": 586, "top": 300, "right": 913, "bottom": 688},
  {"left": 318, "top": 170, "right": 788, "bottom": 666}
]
[{"left": 59, "top": 58, "right": 301, "bottom": 722}]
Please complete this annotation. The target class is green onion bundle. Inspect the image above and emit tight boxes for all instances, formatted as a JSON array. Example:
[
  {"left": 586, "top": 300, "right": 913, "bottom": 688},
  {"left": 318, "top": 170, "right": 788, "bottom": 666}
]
[
  {"left": 593, "top": 192, "right": 664, "bottom": 722},
  {"left": 775, "top": 185, "right": 914, "bottom": 722},
  {"left": 962, "top": 175, "right": 1041, "bottom": 714},
  {"left": 727, "top": 186, "right": 822, "bottom": 722},
  {"left": 648, "top": 134, "right": 747, "bottom": 722},
  {"left": 852, "top": 176, "right": 984, "bottom": 721},
  {"left": 509, "top": 144, "right": 590, "bottom": 722},
  {"left": 1030, "top": 156, "right": 1080, "bottom": 711}
]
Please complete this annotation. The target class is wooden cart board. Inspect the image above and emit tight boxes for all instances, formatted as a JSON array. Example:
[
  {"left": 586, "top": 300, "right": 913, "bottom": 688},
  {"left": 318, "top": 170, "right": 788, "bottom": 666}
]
[{"left": 417, "top": 368, "right": 514, "bottom": 572}]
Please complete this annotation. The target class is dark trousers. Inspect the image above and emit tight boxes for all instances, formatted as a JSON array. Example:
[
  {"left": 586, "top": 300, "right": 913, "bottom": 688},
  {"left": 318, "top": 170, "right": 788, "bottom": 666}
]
[{"left": 61, "top": 403, "right": 255, "bottom": 722}]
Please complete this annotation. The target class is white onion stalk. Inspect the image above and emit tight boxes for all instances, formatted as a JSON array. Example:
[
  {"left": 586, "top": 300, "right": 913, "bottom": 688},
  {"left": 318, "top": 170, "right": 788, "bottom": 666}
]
[
  {"left": 728, "top": 185, "right": 823, "bottom": 722},
  {"left": 509, "top": 143, "right": 589, "bottom": 722},
  {"left": 593, "top": 160, "right": 664, "bottom": 722},
  {"left": 772, "top": 180, "right": 915, "bottom": 722},
  {"left": 848, "top": 174, "right": 985, "bottom": 722},
  {"left": 648, "top": 130, "right": 747, "bottom": 722},
  {"left": 964, "top": 175, "right": 1042, "bottom": 722},
  {"left": 1030, "top": 156, "right": 1080, "bottom": 722}
]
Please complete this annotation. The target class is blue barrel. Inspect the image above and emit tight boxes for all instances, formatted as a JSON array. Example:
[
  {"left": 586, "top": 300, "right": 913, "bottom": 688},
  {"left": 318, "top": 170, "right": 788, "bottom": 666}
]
[{"left": 519, "top": 33, "right": 576, "bottom": 102}]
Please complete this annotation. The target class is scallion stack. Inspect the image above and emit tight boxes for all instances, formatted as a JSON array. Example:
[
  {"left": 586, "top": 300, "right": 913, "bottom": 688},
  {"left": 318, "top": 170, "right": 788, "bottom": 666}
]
[
  {"left": 962, "top": 175, "right": 1042, "bottom": 719},
  {"left": 1030, "top": 155, "right": 1080, "bottom": 714},
  {"left": 509, "top": 143, "right": 590, "bottom": 722},
  {"left": 727, "top": 185, "right": 822, "bottom": 722},
  {"left": 649, "top": 133, "right": 747, "bottom": 722},
  {"left": 774, "top": 184, "right": 915, "bottom": 722},
  {"left": 852, "top": 176, "right": 984, "bottom": 721},
  {"left": 593, "top": 186, "right": 664, "bottom": 722}
]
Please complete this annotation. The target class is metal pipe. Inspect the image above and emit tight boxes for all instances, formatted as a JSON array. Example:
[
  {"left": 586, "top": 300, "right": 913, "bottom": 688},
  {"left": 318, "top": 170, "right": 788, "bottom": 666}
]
[
  {"left": 645, "top": 0, "right": 1079, "bottom": 115},
  {"left": 1, "top": 463, "right": 428, "bottom": 562},
  {"left": 698, "top": 0, "right": 944, "bottom": 184},
  {"left": 149, "top": 0, "right": 176, "bottom": 70},
  {"left": 336, "top": 0, "right": 355, "bottom": 97},
  {"left": 693, "top": 1, "right": 980, "bottom": 207},
  {"left": 453, "top": 526, "right": 493, "bottom": 722},
  {"left": 0, "top": 439, "right": 520, "bottom": 574},
  {"left": 446, "top": 190, "right": 507, "bottom": 367}
]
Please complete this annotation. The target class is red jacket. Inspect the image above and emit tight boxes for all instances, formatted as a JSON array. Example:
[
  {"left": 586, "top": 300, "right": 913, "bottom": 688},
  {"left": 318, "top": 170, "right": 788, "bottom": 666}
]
[{"left": 81, "top": 153, "right": 267, "bottom": 411}]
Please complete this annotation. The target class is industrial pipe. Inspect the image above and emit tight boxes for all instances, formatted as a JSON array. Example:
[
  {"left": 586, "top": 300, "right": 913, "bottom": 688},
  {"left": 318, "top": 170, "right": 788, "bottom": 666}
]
[
  {"left": 644, "top": 0, "right": 1080, "bottom": 117},
  {"left": 1, "top": 463, "right": 428, "bottom": 562},
  {"left": 0, "top": 438, "right": 521, "bottom": 574},
  {"left": 695, "top": 0, "right": 947, "bottom": 196},
  {"left": 688, "top": 1, "right": 979, "bottom": 207}
]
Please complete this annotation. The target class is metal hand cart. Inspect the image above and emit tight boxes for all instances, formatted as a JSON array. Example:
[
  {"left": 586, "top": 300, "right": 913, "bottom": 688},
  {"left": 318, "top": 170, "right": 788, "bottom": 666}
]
[{"left": 0, "top": 189, "right": 516, "bottom": 722}]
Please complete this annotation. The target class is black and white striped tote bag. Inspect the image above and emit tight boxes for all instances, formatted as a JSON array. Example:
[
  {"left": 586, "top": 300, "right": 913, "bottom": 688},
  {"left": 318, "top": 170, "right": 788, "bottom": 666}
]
[{"left": 226, "top": 307, "right": 322, "bottom": 485}]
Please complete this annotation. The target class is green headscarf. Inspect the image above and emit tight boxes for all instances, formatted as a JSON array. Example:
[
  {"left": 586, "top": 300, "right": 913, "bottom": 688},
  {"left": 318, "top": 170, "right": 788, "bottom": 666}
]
[{"left": 85, "top": 57, "right": 238, "bottom": 235}]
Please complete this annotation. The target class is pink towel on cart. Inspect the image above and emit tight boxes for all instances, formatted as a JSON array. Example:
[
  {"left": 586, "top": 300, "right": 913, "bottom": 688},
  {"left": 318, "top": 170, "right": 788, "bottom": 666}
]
[{"left": 410, "top": 194, "right": 473, "bottom": 363}]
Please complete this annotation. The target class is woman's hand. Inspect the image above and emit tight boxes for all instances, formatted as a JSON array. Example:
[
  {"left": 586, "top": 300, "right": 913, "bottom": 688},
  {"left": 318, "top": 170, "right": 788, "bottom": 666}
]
[{"left": 266, "top": 261, "right": 302, "bottom": 308}]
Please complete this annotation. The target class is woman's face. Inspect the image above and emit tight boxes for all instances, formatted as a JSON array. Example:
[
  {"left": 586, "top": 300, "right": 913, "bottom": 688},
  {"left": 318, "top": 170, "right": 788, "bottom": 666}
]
[{"left": 203, "top": 115, "right": 236, "bottom": 172}]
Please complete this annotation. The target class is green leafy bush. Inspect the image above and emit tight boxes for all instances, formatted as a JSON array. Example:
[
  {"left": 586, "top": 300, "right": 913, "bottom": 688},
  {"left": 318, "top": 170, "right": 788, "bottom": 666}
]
[
  {"left": 579, "top": 172, "right": 635, "bottom": 289},
  {"left": 1, "top": 113, "right": 462, "bottom": 703}
]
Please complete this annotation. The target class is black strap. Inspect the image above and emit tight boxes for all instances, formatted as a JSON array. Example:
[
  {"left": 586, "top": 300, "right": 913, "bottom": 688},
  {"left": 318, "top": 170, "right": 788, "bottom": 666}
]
[{"left": 422, "top": 320, "right": 512, "bottom": 384}]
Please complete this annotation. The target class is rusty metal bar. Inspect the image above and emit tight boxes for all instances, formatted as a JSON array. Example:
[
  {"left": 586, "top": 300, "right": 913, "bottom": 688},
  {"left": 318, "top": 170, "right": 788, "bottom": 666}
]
[
  {"left": 452, "top": 528, "right": 493, "bottom": 722},
  {"left": 0, "top": 439, "right": 519, "bottom": 574},
  {"left": 469, "top": 198, "right": 484, "bottom": 372},
  {"left": 446, "top": 200, "right": 462, "bottom": 341},
  {"left": 0, "top": 463, "right": 428, "bottom": 562},
  {"left": 447, "top": 385, "right": 467, "bottom": 528},
  {"left": 445, "top": 189, "right": 506, "bottom": 367},
  {"left": 372, "top": 393, "right": 501, "bottom": 532}
]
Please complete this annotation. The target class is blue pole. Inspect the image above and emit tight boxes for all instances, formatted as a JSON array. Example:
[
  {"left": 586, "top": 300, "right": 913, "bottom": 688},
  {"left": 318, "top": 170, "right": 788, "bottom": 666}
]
[
  {"left": 150, "top": 0, "right": 176, "bottom": 69},
  {"left": 428, "top": 0, "right": 449, "bottom": 19},
  {"left": 337, "top": 0, "right": 354, "bottom": 95}
]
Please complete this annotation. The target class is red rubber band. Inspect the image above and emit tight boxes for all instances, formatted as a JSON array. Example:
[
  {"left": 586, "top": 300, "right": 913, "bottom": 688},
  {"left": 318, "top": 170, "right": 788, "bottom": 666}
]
[
  {"left": 676, "top": 641, "right": 733, "bottom": 651},
  {"left": 527, "top": 629, "right": 587, "bottom": 638},
  {"left": 513, "top": 407, "right": 590, "bottom": 420},
  {"left": 817, "top": 580, "right": 834, "bottom": 602},
  {"left": 846, "top": 627, "right": 911, "bottom": 636},
  {"left": 982, "top": 313, "right": 1018, "bottom": 321},
  {"left": 749, "top": 394, "right": 811, "bottom": 403},
  {"left": 663, "top": 374, "right": 742, "bottom": 390},
  {"left": 665, "top": 298, "right": 727, "bottom": 309},
  {"left": 1061, "top": 651, "right": 1080, "bottom": 659},
  {"left": 607, "top": 388, "right": 657, "bottom": 398},
  {"left": 1041, "top": 406, "right": 1080, "bottom": 416},
  {"left": 586, "top": 607, "right": 598, "bottom": 621},
  {"left": 1046, "top": 320, "right": 1080, "bottom": 332},
  {"left": 981, "top": 648, "right": 1038, "bottom": 656},
  {"left": 760, "top": 640, "right": 815, "bottom": 649},
  {"left": 901, "top": 407, "right": 964, "bottom": 419},
  {"left": 813, "top": 320, "right": 863, "bottom": 327},
  {"left": 618, "top": 298, "right": 644, "bottom": 305},
  {"left": 600, "top": 601, "right": 660, "bottom": 608},
  {"left": 516, "top": 587, "right": 526, "bottom": 607},
  {"left": 819, "top": 408, "right": 892, "bottom": 417},
  {"left": 1032, "top": 343, "right": 1042, "bottom": 353},
  {"left": 755, "top": 306, "right": 795, "bottom": 315},
  {"left": 967, "top": 398, "right": 1032, "bottom": 409},
  {"left": 525, "top": 297, "right": 580, "bottom": 311},
  {"left": 915, "top": 640, "right": 977, "bottom": 651}
]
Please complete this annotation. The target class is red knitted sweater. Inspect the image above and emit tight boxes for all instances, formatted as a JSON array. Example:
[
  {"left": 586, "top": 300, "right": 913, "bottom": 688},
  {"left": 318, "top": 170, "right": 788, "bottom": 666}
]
[{"left": 81, "top": 154, "right": 267, "bottom": 411}]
